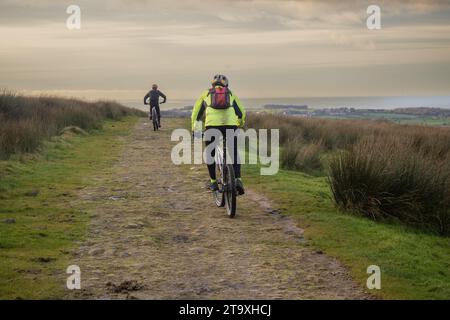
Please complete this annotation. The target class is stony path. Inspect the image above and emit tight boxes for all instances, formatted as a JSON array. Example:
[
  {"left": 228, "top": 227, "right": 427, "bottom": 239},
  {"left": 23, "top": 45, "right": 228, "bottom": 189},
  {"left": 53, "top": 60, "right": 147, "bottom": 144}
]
[{"left": 69, "top": 118, "right": 368, "bottom": 299}]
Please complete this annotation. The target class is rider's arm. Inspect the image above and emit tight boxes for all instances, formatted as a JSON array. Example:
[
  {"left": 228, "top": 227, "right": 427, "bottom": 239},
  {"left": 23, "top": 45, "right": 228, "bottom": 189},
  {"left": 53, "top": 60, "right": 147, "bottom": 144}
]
[
  {"left": 232, "top": 94, "right": 246, "bottom": 128},
  {"left": 158, "top": 90, "right": 167, "bottom": 103},
  {"left": 191, "top": 90, "right": 208, "bottom": 131},
  {"left": 143, "top": 91, "right": 150, "bottom": 105}
]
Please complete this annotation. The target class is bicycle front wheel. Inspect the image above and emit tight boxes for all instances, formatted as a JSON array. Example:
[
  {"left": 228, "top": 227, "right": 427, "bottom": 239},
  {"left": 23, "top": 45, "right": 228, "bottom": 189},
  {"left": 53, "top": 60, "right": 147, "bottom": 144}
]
[
  {"left": 224, "top": 164, "right": 236, "bottom": 218},
  {"left": 213, "top": 163, "right": 225, "bottom": 207}
]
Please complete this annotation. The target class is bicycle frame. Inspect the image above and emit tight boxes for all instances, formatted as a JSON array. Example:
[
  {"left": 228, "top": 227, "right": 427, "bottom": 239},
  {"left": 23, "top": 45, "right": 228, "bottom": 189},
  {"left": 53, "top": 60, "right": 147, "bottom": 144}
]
[
  {"left": 145, "top": 99, "right": 165, "bottom": 122},
  {"left": 215, "top": 140, "right": 224, "bottom": 180}
]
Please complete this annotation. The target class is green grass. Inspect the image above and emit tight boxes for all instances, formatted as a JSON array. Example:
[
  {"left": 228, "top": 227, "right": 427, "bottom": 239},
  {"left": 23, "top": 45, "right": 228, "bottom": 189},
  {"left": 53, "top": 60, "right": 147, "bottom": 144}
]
[
  {"left": 244, "top": 164, "right": 450, "bottom": 299},
  {"left": 0, "top": 117, "right": 139, "bottom": 299}
]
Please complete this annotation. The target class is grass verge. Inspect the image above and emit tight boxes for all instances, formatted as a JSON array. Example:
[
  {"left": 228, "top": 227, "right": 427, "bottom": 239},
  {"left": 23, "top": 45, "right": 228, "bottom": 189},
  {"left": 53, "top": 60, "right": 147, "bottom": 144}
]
[
  {"left": 245, "top": 164, "right": 450, "bottom": 300},
  {"left": 0, "top": 117, "right": 139, "bottom": 299}
]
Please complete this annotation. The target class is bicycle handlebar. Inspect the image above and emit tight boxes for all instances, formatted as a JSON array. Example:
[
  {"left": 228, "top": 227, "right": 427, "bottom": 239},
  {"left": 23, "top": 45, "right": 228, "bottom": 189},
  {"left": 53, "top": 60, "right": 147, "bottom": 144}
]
[{"left": 144, "top": 99, "right": 166, "bottom": 105}]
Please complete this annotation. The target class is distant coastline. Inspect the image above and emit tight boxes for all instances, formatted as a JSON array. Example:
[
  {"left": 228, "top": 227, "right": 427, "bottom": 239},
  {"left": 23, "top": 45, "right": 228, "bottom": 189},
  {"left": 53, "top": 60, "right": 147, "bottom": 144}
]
[{"left": 127, "top": 96, "right": 450, "bottom": 112}]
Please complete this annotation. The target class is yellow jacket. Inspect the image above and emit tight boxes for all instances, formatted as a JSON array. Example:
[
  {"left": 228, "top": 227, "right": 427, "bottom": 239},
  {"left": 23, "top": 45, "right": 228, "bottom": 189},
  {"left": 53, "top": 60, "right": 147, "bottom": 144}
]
[{"left": 191, "top": 87, "right": 246, "bottom": 131}]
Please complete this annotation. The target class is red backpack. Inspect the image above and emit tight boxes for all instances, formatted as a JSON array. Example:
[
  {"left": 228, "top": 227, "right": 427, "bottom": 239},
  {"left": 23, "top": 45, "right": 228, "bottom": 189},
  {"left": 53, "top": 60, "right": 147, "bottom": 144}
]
[{"left": 208, "top": 87, "right": 231, "bottom": 109}]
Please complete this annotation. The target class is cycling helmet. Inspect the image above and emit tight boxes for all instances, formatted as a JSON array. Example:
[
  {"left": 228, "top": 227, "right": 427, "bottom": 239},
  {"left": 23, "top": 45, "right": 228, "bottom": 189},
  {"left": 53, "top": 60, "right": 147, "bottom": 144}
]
[{"left": 211, "top": 74, "right": 229, "bottom": 87}]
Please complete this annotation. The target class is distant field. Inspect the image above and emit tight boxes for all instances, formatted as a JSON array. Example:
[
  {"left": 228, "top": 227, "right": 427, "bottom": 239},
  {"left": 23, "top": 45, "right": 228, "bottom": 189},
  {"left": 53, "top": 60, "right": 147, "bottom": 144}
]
[
  {"left": 312, "top": 112, "right": 450, "bottom": 126},
  {"left": 260, "top": 107, "right": 450, "bottom": 126},
  {"left": 159, "top": 101, "right": 450, "bottom": 126}
]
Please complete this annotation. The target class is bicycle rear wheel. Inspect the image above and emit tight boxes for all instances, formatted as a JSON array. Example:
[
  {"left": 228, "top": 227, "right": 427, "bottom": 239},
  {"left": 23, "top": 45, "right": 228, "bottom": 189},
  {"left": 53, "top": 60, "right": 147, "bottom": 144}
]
[{"left": 223, "top": 164, "right": 236, "bottom": 218}]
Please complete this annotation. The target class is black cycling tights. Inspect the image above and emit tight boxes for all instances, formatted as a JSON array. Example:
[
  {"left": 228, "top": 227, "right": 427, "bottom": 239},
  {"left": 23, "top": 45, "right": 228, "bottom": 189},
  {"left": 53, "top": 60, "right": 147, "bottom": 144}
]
[{"left": 204, "top": 126, "right": 241, "bottom": 180}]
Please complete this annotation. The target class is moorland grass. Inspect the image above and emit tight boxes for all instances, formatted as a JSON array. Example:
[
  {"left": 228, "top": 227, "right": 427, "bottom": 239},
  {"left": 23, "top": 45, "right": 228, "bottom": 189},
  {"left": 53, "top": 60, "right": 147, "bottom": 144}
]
[{"left": 248, "top": 113, "right": 450, "bottom": 235}]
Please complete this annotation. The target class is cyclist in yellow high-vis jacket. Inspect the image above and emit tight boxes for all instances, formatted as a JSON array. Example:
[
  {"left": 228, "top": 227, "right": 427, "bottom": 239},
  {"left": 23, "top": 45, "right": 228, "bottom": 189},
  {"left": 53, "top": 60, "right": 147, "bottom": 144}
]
[{"left": 191, "top": 74, "right": 246, "bottom": 194}]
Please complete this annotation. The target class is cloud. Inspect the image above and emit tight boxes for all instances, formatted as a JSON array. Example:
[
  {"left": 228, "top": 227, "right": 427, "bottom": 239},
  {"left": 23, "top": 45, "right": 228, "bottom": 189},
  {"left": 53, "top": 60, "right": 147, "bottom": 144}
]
[{"left": 1, "top": 0, "right": 450, "bottom": 98}]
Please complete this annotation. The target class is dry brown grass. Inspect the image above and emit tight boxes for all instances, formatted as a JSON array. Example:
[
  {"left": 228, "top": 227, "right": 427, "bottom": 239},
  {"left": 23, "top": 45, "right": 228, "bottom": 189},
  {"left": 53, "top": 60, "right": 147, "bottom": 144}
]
[
  {"left": 248, "top": 112, "right": 450, "bottom": 235},
  {"left": 0, "top": 90, "right": 145, "bottom": 159}
]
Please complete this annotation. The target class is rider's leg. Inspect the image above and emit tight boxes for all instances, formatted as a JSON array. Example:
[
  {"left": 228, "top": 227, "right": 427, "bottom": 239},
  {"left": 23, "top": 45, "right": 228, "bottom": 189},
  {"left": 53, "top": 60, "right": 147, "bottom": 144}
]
[
  {"left": 224, "top": 126, "right": 244, "bottom": 195},
  {"left": 149, "top": 106, "right": 152, "bottom": 120},
  {"left": 204, "top": 128, "right": 219, "bottom": 191},
  {"left": 223, "top": 126, "right": 241, "bottom": 178},
  {"left": 232, "top": 128, "right": 241, "bottom": 179},
  {"left": 204, "top": 128, "right": 217, "bottom": 182}
]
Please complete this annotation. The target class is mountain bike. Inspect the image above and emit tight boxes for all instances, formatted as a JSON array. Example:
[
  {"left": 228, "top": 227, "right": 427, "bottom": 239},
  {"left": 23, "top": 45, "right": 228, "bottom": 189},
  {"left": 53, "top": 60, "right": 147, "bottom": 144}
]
[
  {"left": 146, "top": 100, "right": 165, "bottom": 131},
  {"left": 213, "top": 136, "right": 237, "bottom": 218}
]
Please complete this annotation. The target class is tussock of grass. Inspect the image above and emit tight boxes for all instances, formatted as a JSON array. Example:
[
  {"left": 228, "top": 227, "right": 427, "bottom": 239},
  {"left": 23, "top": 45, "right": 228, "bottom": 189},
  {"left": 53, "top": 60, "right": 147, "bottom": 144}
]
[
  {"left": 59, "top": 126, "right": 88, "bottom": 136},
  {"left": 282, "top": 140, "right": 324, "bottom": 173},
  {"left": 329, "top": 136, "right": 450, "bottom": 236}
]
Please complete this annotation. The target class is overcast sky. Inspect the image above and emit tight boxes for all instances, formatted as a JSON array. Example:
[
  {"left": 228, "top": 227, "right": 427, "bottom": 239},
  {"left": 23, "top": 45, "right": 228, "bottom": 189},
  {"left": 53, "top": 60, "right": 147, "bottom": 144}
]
[{"left": 1, "top": 0, "right": 450, "bottom": 100}]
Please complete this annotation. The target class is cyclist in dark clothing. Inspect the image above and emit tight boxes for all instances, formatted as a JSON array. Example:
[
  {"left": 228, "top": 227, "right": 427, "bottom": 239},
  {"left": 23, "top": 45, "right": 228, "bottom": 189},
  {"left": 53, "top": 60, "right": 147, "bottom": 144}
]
[{"left": 144, "top": 84, "right": 167, "bottom": 127}]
